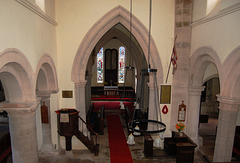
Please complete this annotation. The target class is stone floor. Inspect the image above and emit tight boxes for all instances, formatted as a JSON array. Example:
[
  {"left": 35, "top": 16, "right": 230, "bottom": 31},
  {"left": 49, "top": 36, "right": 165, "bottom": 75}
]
[
  {"left": 2, "top": 111, "right": 240, "bottom": 163},
  {"left": 39, "top": 110, "right": 208, "bottom": 163}
]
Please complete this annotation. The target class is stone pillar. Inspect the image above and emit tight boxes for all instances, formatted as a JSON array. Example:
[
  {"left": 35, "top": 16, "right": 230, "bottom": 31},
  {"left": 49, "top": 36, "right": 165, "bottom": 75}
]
[
  {"left": 171, "top": 0, "right": 192, "bottom": 130},
  {"left": 85, "top": 74, "right": 92, "bottom": 113},
  {"left": 213, "top": 95, "right": 240, "bottom": 162},
  {"left": 186, "top": 86, "right": 205, "bottom": 145},
  {"left": 4, "top": 100, "right": 40, "bottom": 163},
  {"left": 50, "top": 92, "right": 63, "bottom": 151},
  {"left": 75, "top": 80, "right": 88, "bottom": 136},
  {"left": 40, "top": 95, "right": 54, "bottom": 153}
]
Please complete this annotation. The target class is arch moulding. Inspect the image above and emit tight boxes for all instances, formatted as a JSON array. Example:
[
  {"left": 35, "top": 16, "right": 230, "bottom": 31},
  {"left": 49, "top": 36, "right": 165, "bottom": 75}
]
[
  {"left": 35, "top": 54, "right": 59, "bottom": 93},
  {"left": 221, "top": 45, "right": 240, "bottom": 98},
  {"left": 0, "top": 48, "right": 35, "bottom": 102},
  {"left": 189, "top": 46, "right": 222, "bottom": 87},
  {"left": 71, "top": 5, "right": 163, "bottom": 84}
]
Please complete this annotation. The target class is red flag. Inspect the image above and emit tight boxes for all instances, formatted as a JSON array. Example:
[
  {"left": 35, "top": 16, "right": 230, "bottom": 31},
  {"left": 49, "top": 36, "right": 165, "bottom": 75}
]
[{"left": 171, "top": 46, "right": 177, "bottom": 74}]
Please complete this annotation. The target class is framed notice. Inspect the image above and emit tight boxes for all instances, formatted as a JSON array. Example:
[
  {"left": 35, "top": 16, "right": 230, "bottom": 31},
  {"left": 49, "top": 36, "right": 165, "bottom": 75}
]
[
  {"left": 62, "top": 91, "right": 73, "bottom": 98},
  {"left": 178, "top": 101, "right": 186, "bottom": 122},
  {"left": 60, "top": 113, "right": 69, "bottom": 123},
  {"left": 160, "top": 85, "right": 171, "bottom": 104}
]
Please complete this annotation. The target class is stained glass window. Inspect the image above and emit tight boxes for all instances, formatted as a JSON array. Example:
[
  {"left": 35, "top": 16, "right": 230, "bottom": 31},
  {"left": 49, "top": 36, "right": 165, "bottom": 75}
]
[
  {"left": 118, "top": 46, "right": 125, "bottom": 83},
  {"left": 97, "top": 47, "right": 104, "bottom": 83}
]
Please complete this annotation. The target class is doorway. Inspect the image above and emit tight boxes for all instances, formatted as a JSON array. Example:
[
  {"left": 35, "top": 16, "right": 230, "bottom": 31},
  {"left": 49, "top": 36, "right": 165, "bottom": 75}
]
[
  {"left": 105, "top": 49, "right": 118, "bottom": 86},
  {"left": 198, "top": 78, "right": 220, "bottom": 162}
]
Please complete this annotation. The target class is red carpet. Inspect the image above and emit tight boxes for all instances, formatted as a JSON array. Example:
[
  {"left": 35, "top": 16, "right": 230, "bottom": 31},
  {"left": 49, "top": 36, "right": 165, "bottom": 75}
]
[
  {"left": 107, "top": 115, "right": 133, "bottom": 163},
  {"left": 93, "top": 101, "right": 134, "bottom": 111}
]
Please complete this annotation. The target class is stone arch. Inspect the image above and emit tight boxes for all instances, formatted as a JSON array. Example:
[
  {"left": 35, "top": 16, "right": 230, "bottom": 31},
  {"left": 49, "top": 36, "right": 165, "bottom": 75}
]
[
  {"left": 189, "top": 46, "right": 222, "bottom": 87},
  {"left": 0, "top": 48, "right": 35, "bottom": 103},
  {"left": 35, "top": 54, "right": 58, "bottom": 92},
  {"left": 187, "top": 46, "right": 221, "bottom": 145},
  {"left": 95, "top": 27, "right": 145, "bottom": 81},
  {"left": 221, "top": 45, "right": 240, "bottom": 98},
  {"left": 35, "top": 54, "right": 58, "bottom": 153},
  {"left": 71, "top": 5, "right": 163, "bottom": 84}
]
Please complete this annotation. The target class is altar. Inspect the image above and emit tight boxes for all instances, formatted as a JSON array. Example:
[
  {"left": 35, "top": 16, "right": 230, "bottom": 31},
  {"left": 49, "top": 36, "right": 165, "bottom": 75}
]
[{"left": 104, "top": 86, "right": 118, "bottom": 97}]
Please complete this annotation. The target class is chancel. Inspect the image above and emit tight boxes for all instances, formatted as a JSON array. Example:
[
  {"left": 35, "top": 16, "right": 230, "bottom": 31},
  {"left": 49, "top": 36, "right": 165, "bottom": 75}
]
[{"left": 0, "top": 0, "right": 240, "bottom": 163}]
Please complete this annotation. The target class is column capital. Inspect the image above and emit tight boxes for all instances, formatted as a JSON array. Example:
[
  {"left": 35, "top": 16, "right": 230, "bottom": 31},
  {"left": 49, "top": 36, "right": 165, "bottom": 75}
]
[
  {"left": 0, "top": 98, "right": 41, "bottom": 115},
  {"left": 36, "top": 90, "right": 51, "bottom": 98},
  {"left": 75, "top": 80, "right": 87, "bottom": 87},
  {"left": 188, "top": 86, "right": 205, "bottom": 96},
  {"left": 217, "top": 95, "right": 240, "bottom": 112}
]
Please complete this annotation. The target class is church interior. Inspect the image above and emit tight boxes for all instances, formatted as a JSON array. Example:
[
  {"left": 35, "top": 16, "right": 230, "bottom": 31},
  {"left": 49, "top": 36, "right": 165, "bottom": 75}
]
[{"left": 1, "top": 0, "right": 240, "bottom": 163}]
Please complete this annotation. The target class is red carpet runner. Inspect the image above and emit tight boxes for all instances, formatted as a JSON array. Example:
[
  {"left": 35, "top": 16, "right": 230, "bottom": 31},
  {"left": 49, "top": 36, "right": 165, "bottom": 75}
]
[
  {"left": 106, "top": 115, "right": 133, "bottom": 163},
  {"left": 93, "top": 101, "right": 134, "bottom": 111}
]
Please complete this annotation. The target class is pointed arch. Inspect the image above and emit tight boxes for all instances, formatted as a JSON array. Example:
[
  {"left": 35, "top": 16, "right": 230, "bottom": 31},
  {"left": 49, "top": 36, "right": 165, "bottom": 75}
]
[
  {"left": 71, "top": 5, "right": 163, "bottom": 84},
  {"left": 0, "top": 48, "right": 35, "bottom": 103}
]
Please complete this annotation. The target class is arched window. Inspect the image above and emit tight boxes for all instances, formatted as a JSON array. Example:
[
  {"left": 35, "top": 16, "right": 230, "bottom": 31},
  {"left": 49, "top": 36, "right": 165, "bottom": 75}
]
[
  {"left": 35, "top": 0, "right": 45, "bottom": 12},
  {"left": 97, "top": 47, "right": 104, "bottom": 83},
  {"left": 118, "top": 46, "right": 125, "bottom": 83}
]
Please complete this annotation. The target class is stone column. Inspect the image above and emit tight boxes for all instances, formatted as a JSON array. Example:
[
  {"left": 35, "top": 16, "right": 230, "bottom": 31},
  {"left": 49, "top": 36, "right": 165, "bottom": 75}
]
[
  {"left": 75, "top": 80, "right": 88, "bottom": 136},
  {"left": 85, "top": 74, "right": 92, "bottom": 113},
  {"left": 40, "top": 94, "right": 54, "bottom": 153},
  {"left": 3, "top": 100, "right": 40, "bottom": 163},
  {"left": 171, "top": 0, "right": 192, "bottom": 130},
  {"left": 50, "top": 92, "right": 63, "bottom": 151},
  {"left": 213, "top": 95, "right": 240, "bottom": 162},
  {"left": 186, "top": 86, "right": 205, "bottom": 145}
]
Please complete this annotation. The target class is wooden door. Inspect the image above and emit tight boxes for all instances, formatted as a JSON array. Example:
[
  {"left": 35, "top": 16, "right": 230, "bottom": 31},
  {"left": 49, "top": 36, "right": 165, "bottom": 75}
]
[{"left": 105, "top": 49, "right": 118, "bottom": 86}]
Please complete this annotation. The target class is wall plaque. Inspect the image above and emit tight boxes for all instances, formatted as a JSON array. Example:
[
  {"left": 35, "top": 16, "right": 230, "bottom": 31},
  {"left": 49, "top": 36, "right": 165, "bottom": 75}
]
[
  {"left": 62, "top": 91, "right": 73, "bottom": 98},
  {"left": 160, "top": 85, "right": 171, "bottom": 104}
]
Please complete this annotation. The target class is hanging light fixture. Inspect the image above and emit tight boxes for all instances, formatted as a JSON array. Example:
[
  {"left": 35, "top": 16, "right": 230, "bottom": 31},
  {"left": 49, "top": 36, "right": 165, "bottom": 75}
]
[
  {"left": 128, "top": 0, "right": 166, "bottom": 135},
  {"left": 120, "top": 0, "right": 135, "bottom": 109},
  {"left": 126, "top": 0, "right": 135, "bottom": 70}
]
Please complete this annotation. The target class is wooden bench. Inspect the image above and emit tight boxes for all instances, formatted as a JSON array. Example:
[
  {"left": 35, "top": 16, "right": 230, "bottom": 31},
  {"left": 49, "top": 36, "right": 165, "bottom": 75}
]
[
  {"left": 86, "top": 105, "right": 105, "bottom": 135},
  {"left": 164, "top": 131, "right": 197, "bottom": 163},
  {"left": 144, "top": 134, "right": 153, "bottom": 157}
]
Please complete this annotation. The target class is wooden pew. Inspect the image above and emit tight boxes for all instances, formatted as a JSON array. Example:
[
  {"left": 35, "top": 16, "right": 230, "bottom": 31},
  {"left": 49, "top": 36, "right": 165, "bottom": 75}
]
[
  {"left": 164, "top": 131, "right": 197, "bottom": 163},
  {"left": 98, "top": 106, "right": 105, "bottom": 135}
]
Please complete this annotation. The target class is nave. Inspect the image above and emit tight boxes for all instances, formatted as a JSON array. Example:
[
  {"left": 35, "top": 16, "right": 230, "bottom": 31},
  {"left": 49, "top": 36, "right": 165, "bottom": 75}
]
[{"left": 38, "top": 108, "right": 208, "bottom": 163}]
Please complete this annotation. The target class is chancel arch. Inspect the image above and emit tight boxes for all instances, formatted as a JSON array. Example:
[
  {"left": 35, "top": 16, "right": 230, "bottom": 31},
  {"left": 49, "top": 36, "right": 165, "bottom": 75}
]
[
  {"left": 71, "top": 5, "right": 163, "bottom": 84},
  {"left": 71, "top": 5, "right": 164, "bottom": 137}
]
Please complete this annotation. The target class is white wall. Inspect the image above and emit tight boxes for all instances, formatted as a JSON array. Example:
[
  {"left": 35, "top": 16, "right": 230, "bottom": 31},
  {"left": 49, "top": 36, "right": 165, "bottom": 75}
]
[
  {"left": 0, "top": 0, "right": 57, "bottom": 72},
  {"left": 56, "top": 0, "right": 175, "bottom": 108},
  {"left": 0, "top": 0, "right": 58, "bottom": 152},
  {"left": 191, "top": 1, "right": 240, "bottom": 63}
]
